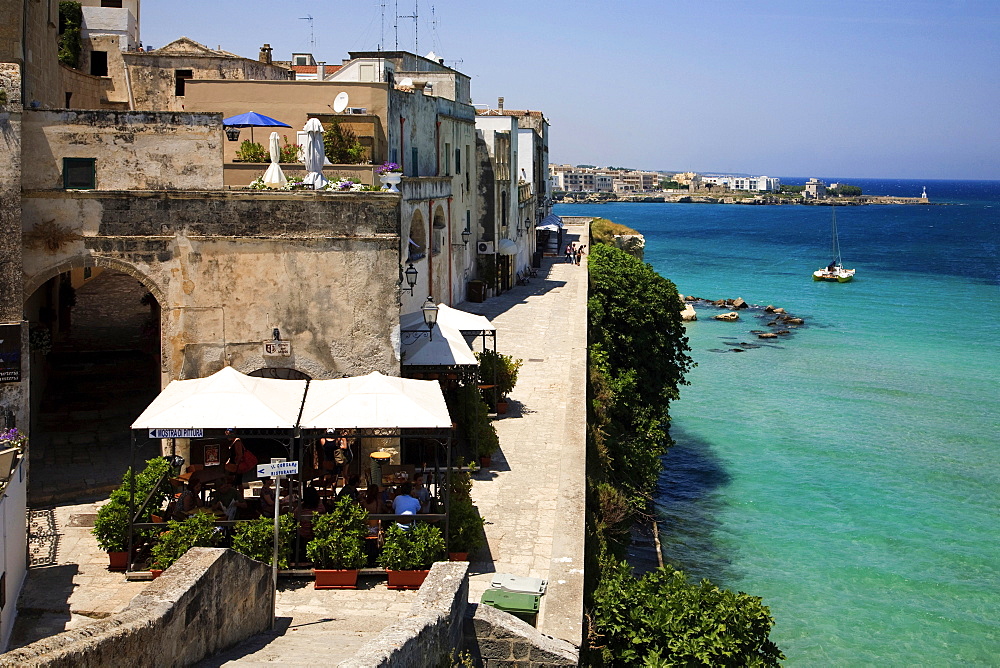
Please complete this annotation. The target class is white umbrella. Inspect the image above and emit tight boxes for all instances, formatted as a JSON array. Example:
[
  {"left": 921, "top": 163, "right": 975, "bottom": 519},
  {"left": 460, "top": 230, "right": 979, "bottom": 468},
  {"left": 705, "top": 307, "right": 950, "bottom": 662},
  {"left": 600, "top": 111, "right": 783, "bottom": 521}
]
[
  {"left": 262, "top": 131, "right": 287, "bottom": 188},
  {"left": 302, "top": 118, "right": 328, "bottom": 190}
]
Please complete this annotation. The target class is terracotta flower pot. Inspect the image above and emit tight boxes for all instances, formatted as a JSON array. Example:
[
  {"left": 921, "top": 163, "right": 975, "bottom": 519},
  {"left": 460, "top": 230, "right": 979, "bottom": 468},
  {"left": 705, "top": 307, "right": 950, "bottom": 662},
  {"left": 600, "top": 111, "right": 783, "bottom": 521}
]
[
  {"left": 385, "top": 569, "right": 430, "bottom": 590},
  {"left": 107, "top": 551, "right": 128, "bottom": 571},
  {"left": 479, "top": 455, "right": 491, "bottom": 468},
  {"left": 448, "top": 552, "right": 469, "bottom": 562},
  {"left": 314, "top": 568, "right": 360, "bottom": 590},
  {"left": 150, "top": 568, "right": 163, "bottom": 579},
  {"left": 496, "top": 400, "right": 508, "bottom": 414}
]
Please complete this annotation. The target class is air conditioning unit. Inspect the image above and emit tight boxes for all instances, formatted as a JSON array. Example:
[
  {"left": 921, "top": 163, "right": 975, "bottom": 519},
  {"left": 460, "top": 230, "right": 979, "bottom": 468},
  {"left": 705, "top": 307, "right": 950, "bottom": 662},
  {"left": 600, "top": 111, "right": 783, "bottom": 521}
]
[
  {"left": 477, "top": 241, "right": 494, "bottom": 254},
  {"left": 347, "top": 107, "right": 367, "bottom": 114}
]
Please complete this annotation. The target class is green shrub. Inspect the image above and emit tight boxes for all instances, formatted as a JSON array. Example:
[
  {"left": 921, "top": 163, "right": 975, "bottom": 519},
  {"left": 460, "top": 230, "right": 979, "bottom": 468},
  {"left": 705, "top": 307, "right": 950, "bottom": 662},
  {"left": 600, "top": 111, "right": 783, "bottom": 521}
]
[
  {"left": 151, "top": 511, "right": 220, "bottom": 570},
  {"left": 591, "top": 559, "right": 784, "bottom": 667},
  {"left": 306, "top": 497, "right": 368, "bottom": 569},
  {"left": 231, "top": 513, "right": 296, "bottom": 568},
  {"left": 378, "top": 523, "right": 445, "bottom": 571},
  {"left": 235, "top": 140, "right": 269, "bottom": 162},
  {"left": 92, "top": 457, "right": 172, "bottom": 552},
  {"left": 446, "top": 463, "right": 485, "bottom": 554},
  {"left": 475, "top": 349, "right": 522, "bottom": 401},
  {"left": 448, "top": 383, "right": 499, "bottom": 459}
]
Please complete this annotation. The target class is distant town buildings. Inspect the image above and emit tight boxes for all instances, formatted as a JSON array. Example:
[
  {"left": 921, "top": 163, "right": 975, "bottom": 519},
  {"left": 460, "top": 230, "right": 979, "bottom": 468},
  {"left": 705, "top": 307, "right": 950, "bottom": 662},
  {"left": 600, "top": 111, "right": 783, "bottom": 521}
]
[
  {"left": 803, "top": 178, "right": 827, "bottom": 199},
  {"left": 549, "top": 164, "right": 660, "bottom": 193},
  {"left": 699, "top": 175, "right": 781, "bottom": 193}
]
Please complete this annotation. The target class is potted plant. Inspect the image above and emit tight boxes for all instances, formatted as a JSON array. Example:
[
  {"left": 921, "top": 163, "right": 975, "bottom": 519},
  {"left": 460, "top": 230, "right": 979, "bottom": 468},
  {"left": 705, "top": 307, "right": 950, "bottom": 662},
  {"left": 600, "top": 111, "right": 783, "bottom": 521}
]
[
  {"left": 150, "top": 511, "right": 220, "bottom": 571},
  {"left": 377, "top": 161, "right": 403, "bottom": 192},
  {"left": 378, "top": 522, "right": 445, "bottom": 589},
  {"left": 447, "top": 464, "right": 485, "bottom": 561},
  {"left": 448, "top": 383, "right": 499, "bottom": 466},
  {"left": 232, "top": 513, "right": 297, "bottom": 568},
  {"left": 475, "top": 349, "right": 522, "bottom": 414},
  {"left": 93, "top": 457, "right": 173, "bottom": 570},
  {"left": 306, "top": 497, "right": 368, "bottom": 589}
]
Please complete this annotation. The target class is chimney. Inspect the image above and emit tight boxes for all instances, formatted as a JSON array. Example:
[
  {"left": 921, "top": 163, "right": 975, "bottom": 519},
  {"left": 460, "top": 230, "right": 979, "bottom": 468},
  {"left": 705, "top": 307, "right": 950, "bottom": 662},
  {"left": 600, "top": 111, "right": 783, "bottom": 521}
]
[
  {"left": 498, "top": 96, "right": 504, "bottom": 111},
  {"left": 317, "top": 62, "right": 325, "bottom": 80},
  {"left": 259, "top": 43, "right": 273, "bottom": 64}
]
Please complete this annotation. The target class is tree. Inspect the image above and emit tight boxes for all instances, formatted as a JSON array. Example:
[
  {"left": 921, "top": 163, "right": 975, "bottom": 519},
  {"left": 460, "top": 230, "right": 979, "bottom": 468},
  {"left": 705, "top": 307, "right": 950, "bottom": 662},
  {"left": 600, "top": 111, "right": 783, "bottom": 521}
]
[
  {"left": 780, "top": 184, "right": 805, "bottom": 194},
  {"left": 323, "top": 121, "right": 367, "bottom": 164},
  {"left": 591, "top": 559, "right": 784, "bottom": 667},
  {"left": 829, "top": 184, "right": 862, "bottom": 197}
]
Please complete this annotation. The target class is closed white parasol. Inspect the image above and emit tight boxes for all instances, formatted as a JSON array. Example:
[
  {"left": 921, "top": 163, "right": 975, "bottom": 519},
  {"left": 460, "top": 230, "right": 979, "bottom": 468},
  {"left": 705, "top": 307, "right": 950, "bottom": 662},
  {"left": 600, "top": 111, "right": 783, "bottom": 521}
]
[
  {"left": 262, "top": 131, "right": 287, "bottom": 188},
  {"left": 301, "top": 118, "right": 328, "bottom": 190}
]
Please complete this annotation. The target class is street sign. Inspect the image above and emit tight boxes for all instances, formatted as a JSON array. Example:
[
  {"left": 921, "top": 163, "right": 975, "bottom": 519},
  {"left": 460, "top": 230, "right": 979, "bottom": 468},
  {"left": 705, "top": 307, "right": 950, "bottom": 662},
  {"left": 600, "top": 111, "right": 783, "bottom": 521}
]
[
  {"left": 256, "top": 460, "right": 299, "bottom": 478},
  {"left": 148, "top": 428, "right": 204, "bottom": 439}
]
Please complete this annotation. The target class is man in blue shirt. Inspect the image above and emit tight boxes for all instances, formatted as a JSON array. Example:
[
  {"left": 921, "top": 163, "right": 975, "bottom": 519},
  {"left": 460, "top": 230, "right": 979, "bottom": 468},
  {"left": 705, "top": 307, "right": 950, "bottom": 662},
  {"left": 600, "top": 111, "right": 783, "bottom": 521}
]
[{"left": 392, "top": 482, "right": 421, "bottom": 528}]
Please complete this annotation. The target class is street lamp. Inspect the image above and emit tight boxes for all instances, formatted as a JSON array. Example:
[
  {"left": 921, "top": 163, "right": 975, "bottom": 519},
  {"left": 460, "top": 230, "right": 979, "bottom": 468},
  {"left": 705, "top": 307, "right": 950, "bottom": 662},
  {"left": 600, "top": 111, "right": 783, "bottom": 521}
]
[
  {"left": 224, "top": 126, "right": 242, "bottom": 142},
  {"left": 401, "top": 262, "right": 418, "bottom": 296},
  {"left": 421, "top": 296, "right": 438, "bottom": 340},
  {"left": 461, "top": 225, "right": 471, "bottom": 246}
]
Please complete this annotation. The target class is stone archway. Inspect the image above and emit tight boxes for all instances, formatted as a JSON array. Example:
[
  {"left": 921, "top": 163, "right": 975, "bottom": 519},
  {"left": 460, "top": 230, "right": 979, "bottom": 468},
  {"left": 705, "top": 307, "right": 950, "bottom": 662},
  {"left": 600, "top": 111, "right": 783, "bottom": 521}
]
[
  {"left": 408, "top": 210, "right": 427, "bottom": 261},
  {"left": 23, "top": 257, "right": 164, "bottom": 504}
]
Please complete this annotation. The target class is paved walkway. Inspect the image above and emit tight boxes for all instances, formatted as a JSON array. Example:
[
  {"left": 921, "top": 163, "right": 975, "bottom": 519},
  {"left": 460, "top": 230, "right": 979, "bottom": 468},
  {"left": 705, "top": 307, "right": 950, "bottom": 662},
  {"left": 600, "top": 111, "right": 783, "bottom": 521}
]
[{"left": 460, "top": 223, "right": 589, "bottom": 647}]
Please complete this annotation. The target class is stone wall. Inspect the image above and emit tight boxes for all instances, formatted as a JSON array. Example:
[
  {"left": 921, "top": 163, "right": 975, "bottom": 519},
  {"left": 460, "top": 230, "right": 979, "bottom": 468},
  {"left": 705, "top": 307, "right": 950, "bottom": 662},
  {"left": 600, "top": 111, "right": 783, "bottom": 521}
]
[
  {"left": 340, "top": 561, "right": 470, "bottom": 668},
  {"left": 22, "top": 109, "right": 224, "bottom": 190},
  {"left": 464, "top": 604, "right": 579, "bottom": 667},
  {"left": 0, "top": 548, "right": 273, "bottom": 667},
  {"left": 19, "top": 190, "right": 402, "bottom": 381}
]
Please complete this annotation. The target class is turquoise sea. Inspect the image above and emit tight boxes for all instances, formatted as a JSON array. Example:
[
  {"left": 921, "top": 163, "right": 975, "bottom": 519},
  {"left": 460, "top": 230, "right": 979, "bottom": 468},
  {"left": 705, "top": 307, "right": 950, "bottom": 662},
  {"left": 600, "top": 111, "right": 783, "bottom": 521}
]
[{"left": 557, "top": 179, "right": 1000, "bottom": 665}]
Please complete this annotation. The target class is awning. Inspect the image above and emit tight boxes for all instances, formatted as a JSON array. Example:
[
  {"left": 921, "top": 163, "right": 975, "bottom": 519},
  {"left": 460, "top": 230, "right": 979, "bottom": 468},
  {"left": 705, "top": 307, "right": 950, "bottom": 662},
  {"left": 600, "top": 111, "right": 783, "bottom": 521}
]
[
  {"left": 536, "top": 213, "right": 563, "bottom": 232},
  {"left": 401, "top": 323, "right": 478, "bottom": 367},
  {"left": 400, "top": 303, "right": 495, "bottom": 334},
  {"left": 498, "top": 239, "right": 518, "bottom": 255},
  {"left": 131, "top": 366, "right": 307, "bottom": 431},
  {"left": 300, "top": 372, "right": 452, "bottom": 429},
  {"left": 132, "top": 367, "right": 452, "bottom": 432}
]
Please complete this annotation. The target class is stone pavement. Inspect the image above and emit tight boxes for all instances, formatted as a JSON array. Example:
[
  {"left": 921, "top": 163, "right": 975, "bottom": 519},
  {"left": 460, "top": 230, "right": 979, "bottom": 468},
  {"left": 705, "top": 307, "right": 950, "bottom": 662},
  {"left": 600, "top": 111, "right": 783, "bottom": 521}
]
[{"left": 459, "top": 223, "right": 589, "bottom": 647}]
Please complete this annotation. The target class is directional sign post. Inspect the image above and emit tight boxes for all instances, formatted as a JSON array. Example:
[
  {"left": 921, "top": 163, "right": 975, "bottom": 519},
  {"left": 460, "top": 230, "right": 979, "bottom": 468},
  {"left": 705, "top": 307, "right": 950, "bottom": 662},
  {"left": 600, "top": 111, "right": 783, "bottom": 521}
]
[
  {"left": 148, "top": 428, "right": 203, "bottom": 439},
  {"left": 256, "top": 460, "right": 299, "bottom": 478},
  {"left": 265, "top": 458, "right": 294, "bottom": 630}
]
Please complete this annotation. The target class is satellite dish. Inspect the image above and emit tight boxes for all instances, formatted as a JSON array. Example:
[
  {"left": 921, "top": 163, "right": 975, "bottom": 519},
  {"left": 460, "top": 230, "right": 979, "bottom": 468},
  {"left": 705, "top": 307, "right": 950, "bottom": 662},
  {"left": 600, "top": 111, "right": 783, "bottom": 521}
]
[
  {"left": 399, "top": 77, "right": 414, "bottom": 87},
  {"left": 332, "top": 91, "right": 349, "bottom": 113}
]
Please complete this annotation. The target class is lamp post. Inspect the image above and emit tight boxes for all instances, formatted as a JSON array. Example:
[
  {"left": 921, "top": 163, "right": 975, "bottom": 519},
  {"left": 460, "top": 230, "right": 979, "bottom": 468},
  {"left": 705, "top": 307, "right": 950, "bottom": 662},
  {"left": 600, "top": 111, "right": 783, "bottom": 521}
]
[
  {"left": 421, "top": 296, "right": 438, "bottom": 341},
  {"left": 401, "top": 262, "right": 418, "bottom": 296},
  {"left": 461, "top": 226, "right": 471, "bottom": 246}
]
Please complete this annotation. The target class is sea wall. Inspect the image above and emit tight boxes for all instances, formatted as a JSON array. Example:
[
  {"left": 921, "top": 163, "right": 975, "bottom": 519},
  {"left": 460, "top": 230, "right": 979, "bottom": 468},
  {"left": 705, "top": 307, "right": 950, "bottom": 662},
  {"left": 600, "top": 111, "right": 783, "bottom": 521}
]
[{"left": 0, "top": 548, "right": 273, "bottom": 667}]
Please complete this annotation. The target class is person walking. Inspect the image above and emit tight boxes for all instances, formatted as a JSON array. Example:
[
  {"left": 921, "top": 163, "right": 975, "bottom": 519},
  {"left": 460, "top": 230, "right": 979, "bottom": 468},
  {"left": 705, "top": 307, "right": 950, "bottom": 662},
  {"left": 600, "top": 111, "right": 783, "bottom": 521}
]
[{"left": 565, "top": 243, "right": 574, "bottom": 263}]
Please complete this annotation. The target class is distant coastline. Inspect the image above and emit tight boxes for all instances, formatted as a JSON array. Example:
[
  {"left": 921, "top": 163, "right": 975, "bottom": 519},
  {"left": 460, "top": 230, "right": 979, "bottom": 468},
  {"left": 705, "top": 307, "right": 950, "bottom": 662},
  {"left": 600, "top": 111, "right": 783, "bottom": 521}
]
[{"left": 557, "top": 193, "right": 936, "bottom": 206}]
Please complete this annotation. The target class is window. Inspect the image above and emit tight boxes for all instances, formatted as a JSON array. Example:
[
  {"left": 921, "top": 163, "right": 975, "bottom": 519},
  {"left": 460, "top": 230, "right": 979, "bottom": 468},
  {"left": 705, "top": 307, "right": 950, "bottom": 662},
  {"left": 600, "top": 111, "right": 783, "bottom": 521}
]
[
  {"left": 174, "top": 69, "right": 193, "bottom": 96},
  {"left": 64, "top": 92, "right": 72, "bottom": 108},
  {"left": 455, "top": 147, "right": 461, "bottom": 174},
  {"left": 444, "top": 142, "right": 451, "bottom": 175},
  {"left": 411, "top": 147, "right": 418, "bottom": 177},
  {"left": 90, "top": 51, "right": 108, "bottom": 77},
  {"left": 101, "top": 0, "right": 123, "bottom": 6},
  {"left": 63, "top": 158, "right": 96, "bottom": 189},
  {"left": 295, "top": 56, "right": 308, "bottom": 66}
]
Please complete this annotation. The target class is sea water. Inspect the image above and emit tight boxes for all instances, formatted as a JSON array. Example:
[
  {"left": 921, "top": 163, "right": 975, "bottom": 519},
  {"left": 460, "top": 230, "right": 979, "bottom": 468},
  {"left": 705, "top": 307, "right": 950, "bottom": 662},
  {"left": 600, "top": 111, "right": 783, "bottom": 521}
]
[{"left": 557, "top": 179, "right": 1000, "bottom": 665}]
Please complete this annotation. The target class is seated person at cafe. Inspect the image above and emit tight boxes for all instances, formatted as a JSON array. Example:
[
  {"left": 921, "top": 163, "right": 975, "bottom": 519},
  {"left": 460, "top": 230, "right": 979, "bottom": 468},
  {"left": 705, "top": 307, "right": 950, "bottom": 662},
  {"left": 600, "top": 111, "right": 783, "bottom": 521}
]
[
  {"left": 210, "top": 476, "right": 246, "bottom": 520},
  {"left": 258, "top": 477, "right": 276, "bottom": 517},
  {"left": 172, "top": 480, "right": 204, "bottom": 520},
  {"left": 412, "top": 473, "right": 431, "bottom": 513},
  {"left": 362, "top": 485, "right": 381, "bottom": 536},
  {"left": 335, "top": 474, "right": 361, "bottom": 506},
  {"left": 392, "top": 482, "right": 421, "bottom": 527},
  {"left": 295, "top": 485, "right": 325, "bottom": 546}
]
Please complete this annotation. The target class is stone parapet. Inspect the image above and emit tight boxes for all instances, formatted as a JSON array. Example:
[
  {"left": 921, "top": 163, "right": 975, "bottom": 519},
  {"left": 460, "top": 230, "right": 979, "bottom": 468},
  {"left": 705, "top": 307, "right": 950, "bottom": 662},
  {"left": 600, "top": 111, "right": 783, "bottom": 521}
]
[
  {"left": 0, "top": 548, "right": 273, "bottom": 667},
  {"left": 339, "top": 561, "right": 469, "bottom": 667},
  {"left": 464, "top": 603, "right": 579, "bottom": 667}
]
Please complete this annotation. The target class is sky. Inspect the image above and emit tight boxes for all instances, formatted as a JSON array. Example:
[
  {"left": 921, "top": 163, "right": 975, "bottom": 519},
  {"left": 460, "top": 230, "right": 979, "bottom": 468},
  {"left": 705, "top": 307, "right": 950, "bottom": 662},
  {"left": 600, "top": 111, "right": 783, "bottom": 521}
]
[{"left": 141, "top": 0, "right": 1000, "bottom": 180}]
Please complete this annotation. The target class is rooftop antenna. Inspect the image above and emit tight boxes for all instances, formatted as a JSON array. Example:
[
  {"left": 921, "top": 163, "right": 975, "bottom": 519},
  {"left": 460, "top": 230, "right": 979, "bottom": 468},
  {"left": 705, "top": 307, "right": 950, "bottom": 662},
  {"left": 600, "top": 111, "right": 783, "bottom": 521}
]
[
  {"left": 299, "top": 14, "right": 315, "bottom": 52},
  {"left": 395, "top": 0, "right": 418, "bottom": 53}
]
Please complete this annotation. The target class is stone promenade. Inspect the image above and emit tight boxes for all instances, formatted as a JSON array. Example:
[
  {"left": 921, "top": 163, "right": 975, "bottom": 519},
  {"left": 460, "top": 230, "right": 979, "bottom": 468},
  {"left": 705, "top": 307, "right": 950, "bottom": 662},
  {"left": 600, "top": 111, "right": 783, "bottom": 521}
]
[{"left": 460, "top": 222, "right": 588, "bottom": 646}]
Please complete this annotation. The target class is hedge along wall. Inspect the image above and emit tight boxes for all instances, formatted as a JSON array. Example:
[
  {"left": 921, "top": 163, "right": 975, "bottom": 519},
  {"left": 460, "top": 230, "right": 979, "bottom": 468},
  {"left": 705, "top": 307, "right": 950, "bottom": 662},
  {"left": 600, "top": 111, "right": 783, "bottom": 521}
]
[{"left": 0, "top": 548, "right": 272, "bottom": 667}]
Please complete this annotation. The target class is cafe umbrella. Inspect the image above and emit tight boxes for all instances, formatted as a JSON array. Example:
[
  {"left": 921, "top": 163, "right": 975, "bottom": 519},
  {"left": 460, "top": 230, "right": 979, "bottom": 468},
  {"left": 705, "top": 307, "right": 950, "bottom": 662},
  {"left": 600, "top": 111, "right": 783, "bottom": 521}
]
[{"left": 221, "top": 111, "right": 292, "bottom": 145}]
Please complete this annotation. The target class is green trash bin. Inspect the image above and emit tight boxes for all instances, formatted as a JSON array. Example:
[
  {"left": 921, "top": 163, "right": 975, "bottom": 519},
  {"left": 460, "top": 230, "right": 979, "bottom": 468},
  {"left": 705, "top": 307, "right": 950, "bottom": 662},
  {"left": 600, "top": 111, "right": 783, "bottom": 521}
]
[{"left": 480, "top": 589, "right": 540, "bottom": 625}]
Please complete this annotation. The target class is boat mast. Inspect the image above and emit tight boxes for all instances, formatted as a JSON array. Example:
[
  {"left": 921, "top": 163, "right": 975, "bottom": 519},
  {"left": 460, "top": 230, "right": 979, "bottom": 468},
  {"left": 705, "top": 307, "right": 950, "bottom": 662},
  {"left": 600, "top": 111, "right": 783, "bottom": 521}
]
[{"left": 831, "top": 206, "right": 842, "bottom": 266}]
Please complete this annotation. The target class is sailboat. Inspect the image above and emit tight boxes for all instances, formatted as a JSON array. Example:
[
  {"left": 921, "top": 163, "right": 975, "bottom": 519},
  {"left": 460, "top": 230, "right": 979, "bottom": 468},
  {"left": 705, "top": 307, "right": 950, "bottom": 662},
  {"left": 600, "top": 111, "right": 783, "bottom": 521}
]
[{"left": 812, "top": 206, "right": 855, "bottom": 282}]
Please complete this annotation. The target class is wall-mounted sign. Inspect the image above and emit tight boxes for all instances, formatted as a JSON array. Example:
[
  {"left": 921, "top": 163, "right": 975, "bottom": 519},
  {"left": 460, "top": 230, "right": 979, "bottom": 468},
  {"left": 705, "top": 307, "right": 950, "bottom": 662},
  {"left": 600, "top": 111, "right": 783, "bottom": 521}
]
[
  {"left": 263, "top": 340, "right": 291, "bottom": 357},
  {"left": 0, "top": 324, "right": 23, "bottom": 384},
  {"left": 148, "top": 428, "right": 204, "bottom": 439}
]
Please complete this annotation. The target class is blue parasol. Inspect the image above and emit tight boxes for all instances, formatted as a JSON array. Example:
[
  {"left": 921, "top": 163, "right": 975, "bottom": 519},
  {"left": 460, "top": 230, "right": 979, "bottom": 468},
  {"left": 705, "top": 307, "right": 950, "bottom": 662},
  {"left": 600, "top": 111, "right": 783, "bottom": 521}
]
[{"left": 222, "top": 111, "right": 291, "bottom": 144}]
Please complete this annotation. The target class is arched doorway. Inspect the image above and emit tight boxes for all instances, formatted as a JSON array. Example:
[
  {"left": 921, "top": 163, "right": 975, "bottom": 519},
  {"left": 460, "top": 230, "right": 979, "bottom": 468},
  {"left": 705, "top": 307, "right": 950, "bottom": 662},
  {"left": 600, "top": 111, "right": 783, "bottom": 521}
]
[{"left": 24, "top": 265, "right": 162, "bottom": 504}]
